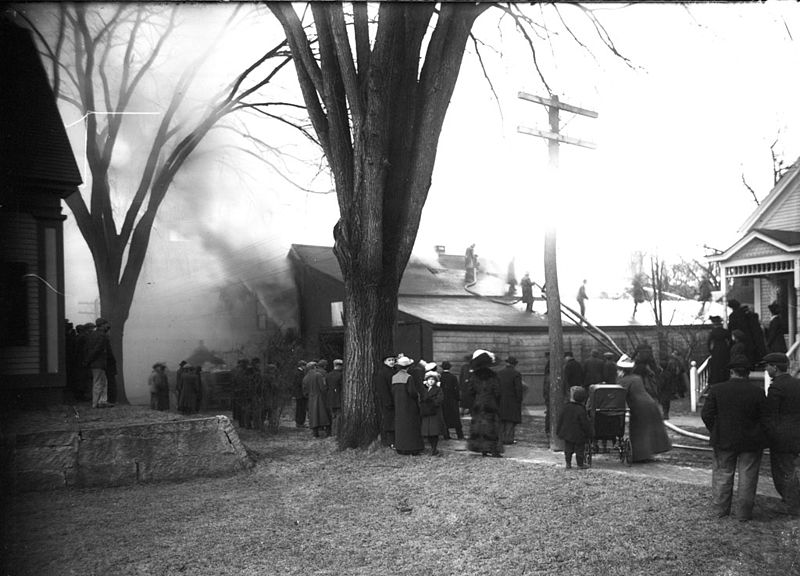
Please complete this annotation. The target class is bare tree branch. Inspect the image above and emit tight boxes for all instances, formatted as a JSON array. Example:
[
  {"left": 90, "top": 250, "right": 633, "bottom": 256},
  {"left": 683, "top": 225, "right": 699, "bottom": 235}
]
[
  {"left": 741, "top": 173, "right": 760, "bottom": 206},
  {"left": 496, "top": 4, "right": 551, "bottom": 94},
  {"left": 469, "top": 32, "right": 503, "bottom": 123}
]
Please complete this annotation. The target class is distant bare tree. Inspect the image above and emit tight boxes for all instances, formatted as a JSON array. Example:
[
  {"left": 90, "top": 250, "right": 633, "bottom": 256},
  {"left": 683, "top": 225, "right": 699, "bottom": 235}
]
[{"left": 18, "top": 4, "right": 293, "bottom": 402}]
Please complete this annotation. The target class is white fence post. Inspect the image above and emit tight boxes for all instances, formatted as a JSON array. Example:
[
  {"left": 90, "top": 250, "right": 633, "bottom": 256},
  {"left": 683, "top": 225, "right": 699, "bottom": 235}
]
[{"left": 690, "top": 360, "right": 698, "bottom": 412}]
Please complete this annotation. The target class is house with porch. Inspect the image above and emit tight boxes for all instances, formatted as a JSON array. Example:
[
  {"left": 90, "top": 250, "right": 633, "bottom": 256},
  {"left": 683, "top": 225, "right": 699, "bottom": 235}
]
[{"left": 707, "top": 159, "right": 800, "bottom": 362}]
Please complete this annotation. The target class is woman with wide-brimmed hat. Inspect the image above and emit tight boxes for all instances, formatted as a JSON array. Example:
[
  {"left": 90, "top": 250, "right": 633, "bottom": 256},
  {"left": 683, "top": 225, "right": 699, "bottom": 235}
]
[
  {"left": 617, "top": 354, "right": 671, "bottom": 462},
  {"left": 466, "top": 349, "right": 503, "bottom": 457},
  {"left": 392, "top": 355, "right": 424, "bottom": 455}
]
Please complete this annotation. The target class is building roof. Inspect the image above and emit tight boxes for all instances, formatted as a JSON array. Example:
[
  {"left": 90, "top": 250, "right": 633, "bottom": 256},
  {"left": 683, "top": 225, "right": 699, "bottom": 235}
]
[
  {"left": 290, "top": 244, "right": 712, "bottom": 328},
  {"left": 289, "top": 244, "right": 508, "bottom": 297},
  {"left": 755, "top": 228, "right": 800, "bottom": 248},
  {"left": 0, "top": 18, "right": 82, "bottom": 194},
  {"left": 738, "top": 158, "right": 800, "bottom": 234},
  {"left": 399, "top": 296, "right": 549, "bottom": 329}
]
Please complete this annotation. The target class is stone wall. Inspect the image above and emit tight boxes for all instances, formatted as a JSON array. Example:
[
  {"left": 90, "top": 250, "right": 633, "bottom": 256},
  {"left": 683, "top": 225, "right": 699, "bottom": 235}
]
[{"left": 1, "top": 415, "right": 253, "bottom": 492}]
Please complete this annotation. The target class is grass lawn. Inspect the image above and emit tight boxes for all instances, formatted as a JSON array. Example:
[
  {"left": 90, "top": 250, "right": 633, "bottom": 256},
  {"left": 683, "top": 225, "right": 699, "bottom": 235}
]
[{"left": 2, "top": 411, "right": 799, "bottom": 576}]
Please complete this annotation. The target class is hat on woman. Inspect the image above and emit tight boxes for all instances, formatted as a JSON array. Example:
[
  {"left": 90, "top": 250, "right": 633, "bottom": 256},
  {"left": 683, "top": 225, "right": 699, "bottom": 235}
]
[
  {"left": 424, "top": 361, "right": 438, "bottom": 372},
  {"left": 470, "top": 349, "right": 496, "bottom": 369},
  {"left": 424, "top": 371, "right": 440, "bottom": 381},
  {"left": 616, "top": 354, "right": 635, "bottom": 369},
  {"left": 396, "top": 355, "right": 414, "bottom": 367}
]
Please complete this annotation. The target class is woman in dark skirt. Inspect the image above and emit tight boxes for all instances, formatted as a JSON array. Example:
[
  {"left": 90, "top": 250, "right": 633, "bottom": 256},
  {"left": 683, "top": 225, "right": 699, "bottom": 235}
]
[
  {"left": 392, "top": 355, "right": 424, "bottom": 455},
  {"left": 467, "top": 349, "right": 503, "bottom": 458}
]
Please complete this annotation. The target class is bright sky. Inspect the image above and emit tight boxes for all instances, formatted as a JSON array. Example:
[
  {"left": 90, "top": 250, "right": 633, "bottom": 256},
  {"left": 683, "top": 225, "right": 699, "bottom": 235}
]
[
  {"left": 53, "top": 2, "right": 800, "bottom": 314},
  {"left": 412, "top": 2, "right": 800, "bottom": 295}
]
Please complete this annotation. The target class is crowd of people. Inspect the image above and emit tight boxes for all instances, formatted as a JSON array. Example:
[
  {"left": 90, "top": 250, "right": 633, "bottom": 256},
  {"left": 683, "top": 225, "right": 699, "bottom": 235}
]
[
  {"left": 370, "top": 350, "right": 526, "bottom": 457},
  {"left": 707, "top": 299, "right": 790, "bottom": 386}
]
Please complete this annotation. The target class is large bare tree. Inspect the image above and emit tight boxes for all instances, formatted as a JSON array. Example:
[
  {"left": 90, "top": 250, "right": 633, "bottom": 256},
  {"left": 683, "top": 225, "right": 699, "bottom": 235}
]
[
  {"left": 19, "top": 4, "right": 292, "bottom": 402},
  {"left": 270, "top": 3, "right": 489, "bottom": 447},
  {"left": 270, "top": 2, "right": 628, "bottom": 448}
]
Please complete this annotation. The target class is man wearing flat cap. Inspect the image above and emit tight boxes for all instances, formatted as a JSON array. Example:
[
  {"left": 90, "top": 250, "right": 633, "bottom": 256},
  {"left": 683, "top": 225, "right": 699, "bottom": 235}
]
[
  {"left": 764, "top": 352, "right": 800, "bottom": 515},
  {"left": 701, "top": 355, "right": 768, "bottom": 521}
]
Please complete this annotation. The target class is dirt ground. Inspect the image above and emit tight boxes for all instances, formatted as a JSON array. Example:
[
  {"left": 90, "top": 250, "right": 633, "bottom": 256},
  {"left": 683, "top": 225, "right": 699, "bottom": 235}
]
[{"left": 2, "top": 402, "right": 799, "bottom": 576}]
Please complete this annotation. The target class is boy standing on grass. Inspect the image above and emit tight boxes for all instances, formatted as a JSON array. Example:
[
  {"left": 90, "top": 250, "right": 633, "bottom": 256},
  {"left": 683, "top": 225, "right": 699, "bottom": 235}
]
[{"left": 557, "top": 386, "right": 592, "bottom": 469}]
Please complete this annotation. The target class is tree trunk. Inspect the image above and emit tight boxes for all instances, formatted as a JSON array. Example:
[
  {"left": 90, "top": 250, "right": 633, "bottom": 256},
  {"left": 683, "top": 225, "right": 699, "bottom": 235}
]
[
  {"left": 337, "top": 277, "right": 397, "bottom": 449},
  {"left": 545, "top": 228, "right": 564, "bottom": 451}
]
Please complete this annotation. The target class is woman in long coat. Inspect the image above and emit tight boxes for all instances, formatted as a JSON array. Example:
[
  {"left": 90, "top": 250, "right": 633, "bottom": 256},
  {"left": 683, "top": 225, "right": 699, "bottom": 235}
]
[
  {"left": 467, "top": 349, "right": 504, "bottom": 457},
  {"left": 439, "top": 361, "right": 463, "bottom": 440},
  {"left": 617, "top": 355, "right": 671, "bottom": 462},
  {"left": 176, "top": 361, "right": 200, "bottom": 414},
  {"left": 419, "top": 371, "right": 444, "bottom": 455},
  {"left": 392, "top": 356, "right": 424, "bottom": 455},
  {"left": 707, "top": 316, "right": 731, "bottom": 385}
]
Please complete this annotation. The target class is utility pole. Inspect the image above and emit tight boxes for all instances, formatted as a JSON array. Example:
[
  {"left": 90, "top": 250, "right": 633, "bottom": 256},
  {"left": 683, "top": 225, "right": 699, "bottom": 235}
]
[{"left": 518, "top": 91, "right": 597, "bottom": 451}]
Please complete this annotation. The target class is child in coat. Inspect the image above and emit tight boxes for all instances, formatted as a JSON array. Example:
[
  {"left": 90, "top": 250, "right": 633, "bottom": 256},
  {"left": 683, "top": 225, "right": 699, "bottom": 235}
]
[{"left": 557, "top": 385, "right": 592, "bottom": 469}]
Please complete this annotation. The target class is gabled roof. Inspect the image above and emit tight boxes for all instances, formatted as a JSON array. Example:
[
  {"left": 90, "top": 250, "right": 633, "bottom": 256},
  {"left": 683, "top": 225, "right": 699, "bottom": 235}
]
[
  {"left": 756, "top": 228, "right": 800, "bottom": 247},
  {"left": 0, "top": 18, "right": 82, "bottom": 194},
  {"left": 738, "top": 158, "right": 800, "bottom": 234},
  {"left": 708, "top": 227, "right": 800, "bottom": 262}
]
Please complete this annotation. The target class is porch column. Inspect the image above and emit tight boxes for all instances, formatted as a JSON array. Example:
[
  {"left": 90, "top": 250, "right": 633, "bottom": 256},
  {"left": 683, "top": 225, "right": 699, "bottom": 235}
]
[
  {"left": 720, "top": 266, "right": 728, "bottom": 324},
  {"left": 793, "top": 258, "right": 799, "bottom": 348}
]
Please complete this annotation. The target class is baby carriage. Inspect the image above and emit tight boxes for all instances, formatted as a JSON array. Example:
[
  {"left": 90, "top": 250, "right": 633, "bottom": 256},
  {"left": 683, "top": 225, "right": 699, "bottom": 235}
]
[{"left": 585, "top": 384, "right": 632, "bottom": 467}]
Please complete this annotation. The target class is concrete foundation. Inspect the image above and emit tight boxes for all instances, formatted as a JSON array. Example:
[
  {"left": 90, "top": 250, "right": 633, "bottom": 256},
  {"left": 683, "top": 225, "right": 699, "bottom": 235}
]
[{"left": 1, "top": 415, "right": 253, "bottom": 492}]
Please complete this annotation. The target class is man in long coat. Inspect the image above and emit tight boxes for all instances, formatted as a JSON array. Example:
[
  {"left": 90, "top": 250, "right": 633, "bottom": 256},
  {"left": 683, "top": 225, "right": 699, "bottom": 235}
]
[
  {"left": 303, "top": 361, "right": 330, "bottom": 438},
  {"left": 602, "top": 351, "right": 617, "bottom": 384},
  {"left": 764, "top": 352, "right": 800, "bottom": 516},
  {"left": 701, "top": 356, "right": 768, "bottom": 521},
  {"left": 497, "top": 356, "right": 524, "bottom": 445},
  {"left": 582, "top": 349, "right": 605, "bottom": 387},
  {"left": 84, "top": 318, "right": 115, "bottom": 408},
  {"left": 374, "top": 354, "right": 396, "bottom": 447},
  {"left": 458, "top": 355, "right": 472, "bottom": 415},
  {"left": 520, "top": 273, "right": 534, "bottom": 313},
  {"left": 562, "top": 351, "right": 584, "bottom": 400},
  {"left": 439, "top": 361, "right": 463, "bottom": 440},
  {"left": 327, "top": 359, "right": 344, "bottom": 432},
  {"left": 292, "top": 360, "right": 308, "bottom": 427}
]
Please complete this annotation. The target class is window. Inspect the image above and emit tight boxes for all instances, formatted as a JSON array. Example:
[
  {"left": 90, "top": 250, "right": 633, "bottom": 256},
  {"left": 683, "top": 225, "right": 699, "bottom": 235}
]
[{"left": 0, "top": 261, "right": 29, "bottom": 346}]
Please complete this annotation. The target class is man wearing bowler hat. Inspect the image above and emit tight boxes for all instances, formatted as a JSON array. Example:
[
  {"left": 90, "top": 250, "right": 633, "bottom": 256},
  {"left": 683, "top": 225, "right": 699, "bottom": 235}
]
[{"left": 764, "top": 352, "right": 800, "bottom": 515}]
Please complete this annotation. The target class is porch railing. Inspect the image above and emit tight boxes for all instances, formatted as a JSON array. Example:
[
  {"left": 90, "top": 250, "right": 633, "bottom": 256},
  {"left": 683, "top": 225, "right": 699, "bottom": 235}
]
[
  {"left": 689, "top": 356, "right": 710, "bottom": 412},
  {"left": 692, "top": 337, "right": 800, "bottom": 411}
]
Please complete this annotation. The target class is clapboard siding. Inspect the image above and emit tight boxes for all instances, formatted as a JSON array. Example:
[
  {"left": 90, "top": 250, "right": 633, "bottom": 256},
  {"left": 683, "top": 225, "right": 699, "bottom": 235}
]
[
  {"left": 0, "top": 213, "right": 41, "bottom": 374},
  {"left": 759, "top": 186, "right": 800, "bottom": 230},
  {"left": 433, "top": 325, "right": 710, "bottom": 376}
]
